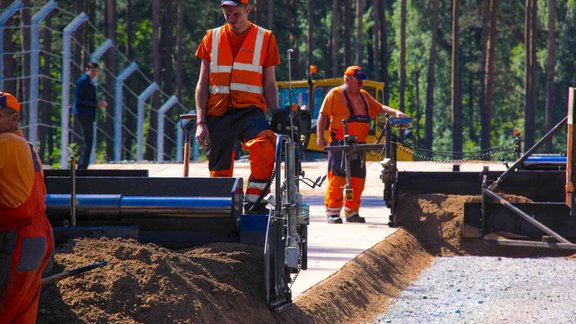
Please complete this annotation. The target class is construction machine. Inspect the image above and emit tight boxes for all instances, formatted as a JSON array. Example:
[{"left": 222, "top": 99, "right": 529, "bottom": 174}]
[
  {"left": 44, "top": 52, "right": 322, "bottom": 312},
  {"left": 44, "top": 108, "right": 317, "bottom": 311},
  {"left": 379, "top": 87, "right": 576, "bottom": 249}
]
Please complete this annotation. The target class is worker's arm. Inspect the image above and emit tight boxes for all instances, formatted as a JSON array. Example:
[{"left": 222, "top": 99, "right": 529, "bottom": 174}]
[
  {"left": 0, "top": 133, "right": 34, "bottom": 209},
  {"left": 263, "top": 66, "right": 279, "bottom": 115},
  {"left": 380, "top": 104, "right": 408, "bottom": 118},
  {"left": 195, "top": 59, "right": 210, "bottom": 148},
  {"left": 316, "top": 112, "right": 329, "bottom": 149}
]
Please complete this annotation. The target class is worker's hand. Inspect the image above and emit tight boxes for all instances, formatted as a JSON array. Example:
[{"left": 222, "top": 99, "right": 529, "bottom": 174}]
[
  {"left": 98, "top": 100, "right": 107, "bottom": 109},
  {"left": 317, "top": 136, "right": 327, "bottom": 149},
  {"left": 395, "top": 110, "right": 408, "bottom": 118},
  {"left": 196, "top": 124, "right": 211, "bottom": 148}
]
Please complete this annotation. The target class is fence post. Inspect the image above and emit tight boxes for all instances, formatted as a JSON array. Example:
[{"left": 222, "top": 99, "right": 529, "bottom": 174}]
[
  {"left": 156, "top": 95, "right": 179, "bottom": 162},
  {"left": 60, "top": 13, "right": 89, "bottom": 168},
  {"left": 0, "top": 1, "right": 24, "bottom": 90},
  {"left": 29, "top": 1, "right": 58, "bottom": 147},
  {"left": 88, "top": 39, "right": 114, "bottom": 164},
  {"left": 113, "top": 62, "right": 138, "bottom": 161},
  {"left": 136, "top": 83, "right": 159, "bottom": 161}
]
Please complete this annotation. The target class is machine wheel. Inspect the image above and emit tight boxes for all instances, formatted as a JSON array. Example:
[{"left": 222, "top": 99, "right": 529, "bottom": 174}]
[
  {"left": 264, "top": 216, "right": 292, "bottom": 311},
  {"left": 388, "top": 182, "right": 399, "bottom": 227},
  {"left": 264, "top": 217, "right": 274, "bottom": 308}
]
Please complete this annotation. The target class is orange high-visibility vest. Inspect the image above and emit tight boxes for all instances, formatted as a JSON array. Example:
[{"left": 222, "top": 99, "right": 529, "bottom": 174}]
[{"left": 207, "top": 25, "right": 272, "bottom": 116}]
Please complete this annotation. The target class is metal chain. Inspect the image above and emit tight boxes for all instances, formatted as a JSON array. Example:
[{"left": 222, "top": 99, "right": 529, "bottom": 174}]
[
  {"left": 394, "top": 140, "right": 517, "bottom": 164},
  {"left": 289, "top": 265, "right": 301, "bottom": 287},
  {"left": 288, "top": 244, "right": 303, "bottom": 288}
]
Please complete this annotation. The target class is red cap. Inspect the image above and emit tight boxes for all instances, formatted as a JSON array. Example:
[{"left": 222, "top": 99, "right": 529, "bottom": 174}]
[
  {"left": 0, "top": 91, "right": 20, "bottom": 113},
  {"left": 344, "top": 66, "right": 368, "bottom": 80}
]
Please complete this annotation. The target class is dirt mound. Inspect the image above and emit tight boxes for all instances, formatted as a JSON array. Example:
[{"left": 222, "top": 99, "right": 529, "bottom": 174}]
[
  {"left": 39, "top": 238, "right": 276, "bottom": 323},
  {"left": 39, "top": 193, "right": 572, "bottom": 323},
  {"left": 284, "top": 229, "right": 433, "bottom": 324},
  {"left": 396, "top": 193, "right": 572, "bottom": 258},
  {"left": 38, "top": 230, "right": 432, "bottom": 324}
]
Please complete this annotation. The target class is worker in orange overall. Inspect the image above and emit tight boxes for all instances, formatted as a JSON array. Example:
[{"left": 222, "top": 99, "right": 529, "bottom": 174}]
[
  {"left": 317, "top": 66, "right": 408, "bottom": 224},
  {"left": 0, "top": 91, "right": 54, "bottom": 322},
  {"left": 195, "top": 0, "right": 280, "bottom": 214}
]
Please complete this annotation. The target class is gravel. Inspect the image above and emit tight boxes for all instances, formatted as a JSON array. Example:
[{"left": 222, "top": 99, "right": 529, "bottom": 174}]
[{"left": 375, "top": 256, "right": 576, "bottom": 323}]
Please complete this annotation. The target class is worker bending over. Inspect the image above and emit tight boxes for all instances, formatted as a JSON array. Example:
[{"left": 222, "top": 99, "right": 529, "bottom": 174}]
[
  {"left": 195, "top": 0, "right": 280, "bottom": 214},
  {"left": 0, "top": 91, "right": 54, "bottom": 322},
  {"left": 317, "top": 66, "right": 408, "bottom": 224}
]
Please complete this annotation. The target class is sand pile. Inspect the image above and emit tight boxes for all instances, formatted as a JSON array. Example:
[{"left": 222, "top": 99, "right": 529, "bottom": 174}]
[
  {"left": 38, "top": 238, "right": 277, "bottom": 323},
  {"left": 396, "top": 193, "right": 572, "bottom": 258},
  {"left": 38, "top": 193, "right": 573, "bottom": 323}
]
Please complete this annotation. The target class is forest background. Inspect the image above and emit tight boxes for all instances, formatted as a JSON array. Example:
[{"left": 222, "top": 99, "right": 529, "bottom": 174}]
[{"left": 2, "top": 0, "right": 576, "bottom": 165}]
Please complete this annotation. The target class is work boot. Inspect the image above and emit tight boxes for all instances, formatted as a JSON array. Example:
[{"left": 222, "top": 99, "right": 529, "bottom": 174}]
[
  {"left": 345, "top": 214, "right": 366, "bottom": 223},
  {"left": 327, "top": 214, "right": 343, "bottom": 224},
  {"left": 244, "top": 202, "right": 270, "bottom": 215}
]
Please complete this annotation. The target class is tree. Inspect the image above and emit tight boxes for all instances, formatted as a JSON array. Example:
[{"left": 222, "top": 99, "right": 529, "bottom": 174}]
[
  {"left": 331, "top": 0, "right": 339, "bottom": 77},
  {"left": 160, "top": 0, "right": 176, "bottom": 158},
  {"left": 524, "top": 0, "right": 538, "bottom": 149},
  {"left": 545, "top": 0, "right": 557, "bottom": 152},
  {"left": 307, "top": 0, "right": 314, "bottom": 70},
  {"left": 373, "top": 0, "right": 380, "bottom": 79},
  {"left": 378, "top": 0, "right": 390, "bottom": 104},
  {"left": 356, "top": 0, "right": 363, "bottom": 66},
  {"left": 268, "top": 0, "right": 274, "bottom": 30},
  {"left": 344, "top": 0, "right": 352, "bottom": 67},
  {"left": 1, "top": 1, "right": 17, "bottom": 94},
  {"left": 39, "top": 15, "right": 53, "bottom": 163},
  {"left": 147, "top": 0, "right": 162, "bottom": 161},
  {"left": 176, "top": 0, "right": 184, "bottom": 102},
  {"left": 451, "top": 0, "right": 462, "bottom": 159},
  {"left": 479, "top": 0, "right": 497, "bottom": 157},
  {"left": 399, "top": 0, "right": 407, "bottom": 112},
  {"left": 72, "top": 1, "right": 86, "bottom": 148},
  {"left": 124, "top": 0, "right": 137, "bottom": 157},
  {"left": 20, "top": 0, "right": 31, "bottom": 135},
  {"left": 104, "top": 0, "right": 118, "bottom": 160},
  {"left": 424, "top": 0, "right": 439, "bottom": 153},
  {"left": 254, "top": 0, "right": 261, "bottom": 25}
]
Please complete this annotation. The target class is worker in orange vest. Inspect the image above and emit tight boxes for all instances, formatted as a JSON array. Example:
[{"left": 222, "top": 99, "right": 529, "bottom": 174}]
[
  {"left": 0, "top": 91, "right": 54, "bottom": 322},
  {"left": 317, "top": 66, "right": 408, "bottom": 224},
  {"left": 195, "top": 0, "right": 280, "bottom": 214}
]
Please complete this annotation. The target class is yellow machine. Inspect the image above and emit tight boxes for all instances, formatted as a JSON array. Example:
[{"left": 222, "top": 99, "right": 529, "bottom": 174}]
[{"left": 277, "top": 77, "right": 412, "bottom": 161}]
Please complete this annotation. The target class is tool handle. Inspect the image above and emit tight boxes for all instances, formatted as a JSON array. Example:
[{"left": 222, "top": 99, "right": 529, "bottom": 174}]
[{"left": 42, "top": 260, "right": 108, "bottom": 286}]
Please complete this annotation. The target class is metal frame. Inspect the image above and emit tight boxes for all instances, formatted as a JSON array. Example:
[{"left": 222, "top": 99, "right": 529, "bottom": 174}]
[{"left": 477, "top": 87, "right": 576, "bottom": 248}]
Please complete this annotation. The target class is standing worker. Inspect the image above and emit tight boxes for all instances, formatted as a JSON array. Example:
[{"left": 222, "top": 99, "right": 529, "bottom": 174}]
[
  {"left": 195, "top": 0, "right": 280, "bottom": 214},
  {"left": 73, "top": 62, "right": 107, "bottom": 170},
  {"left": 0, "top": 92, "right": 54, "bottom": 322},
  {"left": 317, "top": 66, "right": 408, "bottom": 224}
]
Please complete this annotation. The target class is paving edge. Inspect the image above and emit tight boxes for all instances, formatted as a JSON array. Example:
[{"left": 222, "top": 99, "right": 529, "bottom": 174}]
[{"left": 277, "top": 228, "right": 435, "bottom": 323}]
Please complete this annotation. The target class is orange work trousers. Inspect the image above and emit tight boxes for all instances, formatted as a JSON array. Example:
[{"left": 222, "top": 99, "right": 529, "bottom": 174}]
[
  {"left": 324, "top": 148, "right": 367, "bottom": 217},
  {"left": 0, "top": 216, "right": 54, "bottom": 323},
  {"left": 206, "top": 107, "right": 276, "bottom": 203}
]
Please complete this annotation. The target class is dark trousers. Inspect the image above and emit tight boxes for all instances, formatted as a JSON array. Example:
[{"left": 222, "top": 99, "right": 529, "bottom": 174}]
[{"left": 78, "top": 118, "right": 94, "bottom": 169}]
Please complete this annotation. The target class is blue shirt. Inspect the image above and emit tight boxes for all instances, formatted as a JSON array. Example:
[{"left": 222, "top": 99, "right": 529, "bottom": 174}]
[{"left": 73, "top": 73, "right": 98, "bottom": 121}]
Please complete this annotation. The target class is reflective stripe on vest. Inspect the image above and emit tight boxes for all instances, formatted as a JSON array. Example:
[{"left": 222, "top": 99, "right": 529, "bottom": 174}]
[
  {"left": 209, "top": 26, "right": 266, "bottom": 96},
  {"left": 206, "top": 25, "right": 270, "bottom": 116}
]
